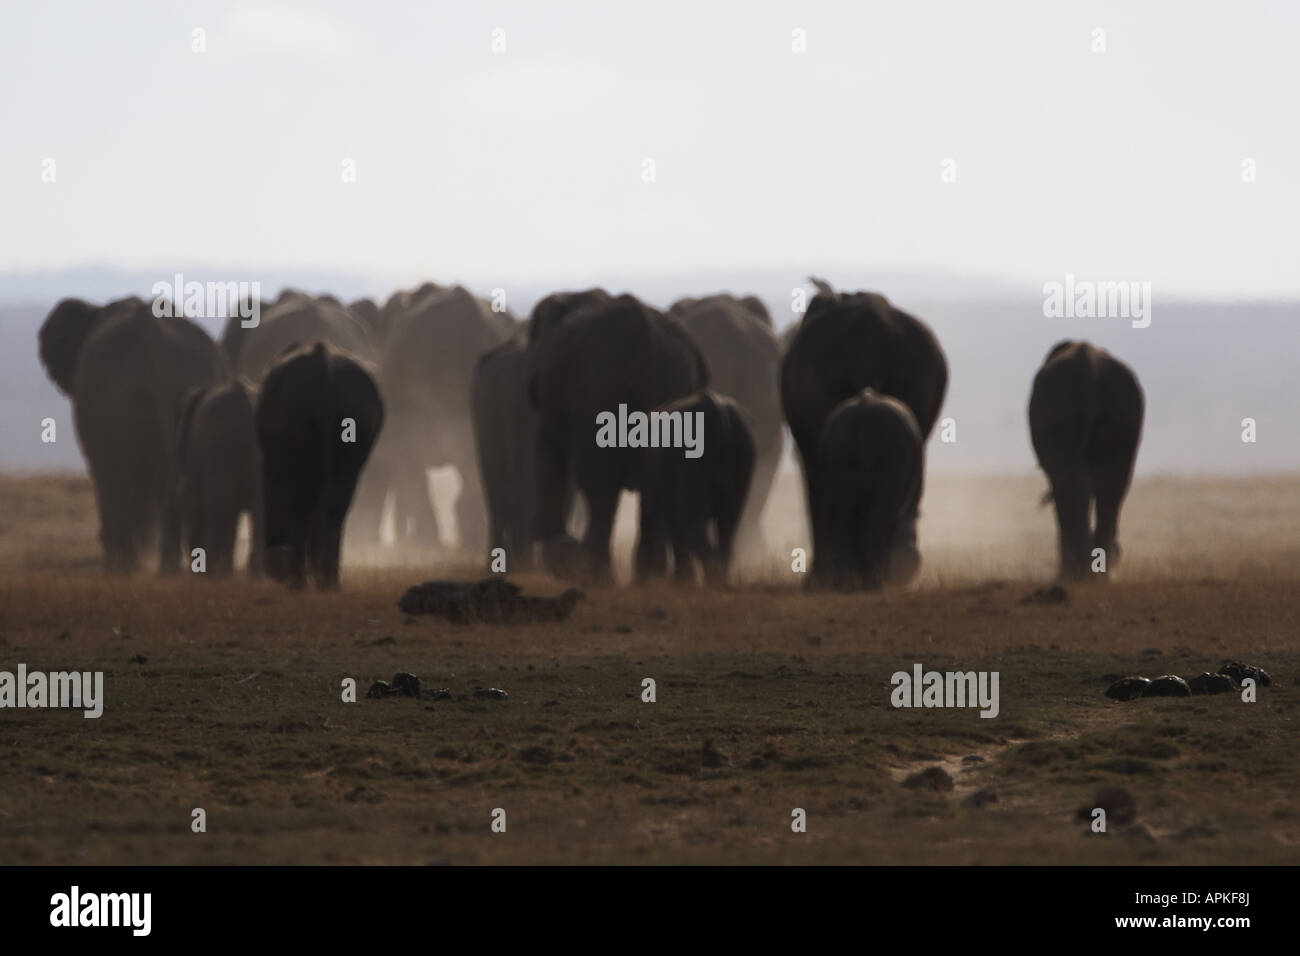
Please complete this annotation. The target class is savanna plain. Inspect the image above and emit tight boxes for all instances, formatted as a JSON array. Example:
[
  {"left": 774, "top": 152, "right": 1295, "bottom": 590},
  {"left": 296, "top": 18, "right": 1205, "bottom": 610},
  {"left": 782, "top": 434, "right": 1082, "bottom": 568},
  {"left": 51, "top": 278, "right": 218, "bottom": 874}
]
[{"left": 1, "top": 470, "right": 1297, "bottom": 864}]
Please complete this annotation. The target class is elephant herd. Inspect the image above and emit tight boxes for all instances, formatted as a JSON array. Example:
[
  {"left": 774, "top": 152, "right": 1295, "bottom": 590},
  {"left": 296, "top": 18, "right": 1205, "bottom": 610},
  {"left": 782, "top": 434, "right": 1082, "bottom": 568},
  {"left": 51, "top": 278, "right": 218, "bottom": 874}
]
[{"left": 38, "top": 279, "right": 1144, "bottom": 590}]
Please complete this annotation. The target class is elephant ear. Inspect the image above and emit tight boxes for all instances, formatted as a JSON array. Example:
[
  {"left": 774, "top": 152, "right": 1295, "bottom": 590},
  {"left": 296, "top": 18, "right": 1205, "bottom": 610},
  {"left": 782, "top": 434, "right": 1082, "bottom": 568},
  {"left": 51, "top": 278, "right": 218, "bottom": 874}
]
[{"left": 38, "top": 298, "right": 101, "bottom": 394}]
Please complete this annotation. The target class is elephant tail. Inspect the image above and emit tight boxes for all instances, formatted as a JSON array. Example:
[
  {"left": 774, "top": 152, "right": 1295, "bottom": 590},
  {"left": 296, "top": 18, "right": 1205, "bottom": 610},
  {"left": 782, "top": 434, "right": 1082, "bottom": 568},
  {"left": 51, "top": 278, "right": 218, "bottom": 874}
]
[{"left": 808, "top": 276, "right": 836, "bottom": 299}]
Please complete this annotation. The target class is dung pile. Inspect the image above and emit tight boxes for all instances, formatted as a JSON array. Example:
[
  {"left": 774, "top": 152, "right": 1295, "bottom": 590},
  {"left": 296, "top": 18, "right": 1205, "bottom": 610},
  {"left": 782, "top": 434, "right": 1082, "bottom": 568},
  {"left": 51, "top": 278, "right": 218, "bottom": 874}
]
[
  {"left": 397, "top": 578, "right": 585, "bottom": 624},
  {"left": 1105, "top": 659, "right": 1272, "bottom": 701}
]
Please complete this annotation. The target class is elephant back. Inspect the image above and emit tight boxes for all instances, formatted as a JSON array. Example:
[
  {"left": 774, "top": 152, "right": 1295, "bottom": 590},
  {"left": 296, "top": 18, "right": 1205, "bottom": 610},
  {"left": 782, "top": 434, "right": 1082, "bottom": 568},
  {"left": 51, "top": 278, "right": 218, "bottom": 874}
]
[
  {"left": 227, "top": 295, "right": 373, "bottom": 381},
  {"left": 783, "top": 288, "right": 948, "bottom": 441}
]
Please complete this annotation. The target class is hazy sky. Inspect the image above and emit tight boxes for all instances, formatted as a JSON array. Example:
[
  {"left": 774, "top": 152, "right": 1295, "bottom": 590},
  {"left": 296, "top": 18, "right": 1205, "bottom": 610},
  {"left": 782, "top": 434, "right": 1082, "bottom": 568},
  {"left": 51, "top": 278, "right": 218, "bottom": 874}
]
[{"left": 2, "top": 0, "right": 1297, "bottom": 296}]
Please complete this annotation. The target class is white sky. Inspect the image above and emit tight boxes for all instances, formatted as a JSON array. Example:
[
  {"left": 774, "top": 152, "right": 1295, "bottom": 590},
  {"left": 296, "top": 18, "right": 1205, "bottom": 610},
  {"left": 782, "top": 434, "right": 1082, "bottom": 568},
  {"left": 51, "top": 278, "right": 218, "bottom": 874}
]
[{"left": 2, "top": 0, "right": 1297, "bottom": 296}]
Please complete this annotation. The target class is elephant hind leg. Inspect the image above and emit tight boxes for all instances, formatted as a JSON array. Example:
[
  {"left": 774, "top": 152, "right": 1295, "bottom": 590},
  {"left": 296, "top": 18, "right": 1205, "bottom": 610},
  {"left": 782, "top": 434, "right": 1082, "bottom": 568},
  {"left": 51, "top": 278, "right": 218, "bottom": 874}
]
[
  {"left": 1049, "top": 469, "right": 1093, "bottom": 579},
  {"left": 207, "top": 497, "right": 240, "bottom": 577},
  {"left": 98, "top": 496, "right": 137, "bottom": 574},
  {"left": 576, "top": 485, "right": 618, "bottom": 583},
  {"left": 711, "top": 487, "right": 746, "bottom": 586},
  {"left": 183, "top": 481, "right": 207, "bottom": 575},
  {"left": 1088, "top": 428, "right": 1139, "bottom": 570},
  {"left": 455, "top": 461, "right": 490, "bottom": 558}
]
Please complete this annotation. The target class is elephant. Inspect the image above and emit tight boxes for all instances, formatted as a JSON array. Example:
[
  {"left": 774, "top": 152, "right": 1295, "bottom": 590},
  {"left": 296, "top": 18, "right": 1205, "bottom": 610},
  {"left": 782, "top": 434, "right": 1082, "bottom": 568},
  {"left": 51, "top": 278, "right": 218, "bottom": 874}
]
[
  {"left": 219, "top": 290, "right": 375, "bottom": 380},
  {"left": 670, "top": 293, "right": 772, "bottom": 328},
  {"left": 669, "top": 294, "right": 783, "bottom": 556},
  {"left": 1028, "top": 340, "right": 1144, "bottom": 579},
  {"left": 467, "top": 295, "right": 612, "bottom": 572},
  {"left": 347, "top": 285, "right": 511, "bottom": 556},
  {"left": 256, "top": 342, "right": 384, "bottom": 589},
  {"left": 780, "top": 279, "right": 947, "bottom": 586},
  {"left": 639, "top": 389, "right": 756, "bottom": 584},
  {"left": 37, "top": 296, "right": 226, "bottom": 573},
  {"left": 470, "top": 329, "right": 540, "bottom": 568},
  {"left": 175, "top": 380, "right": 263, "bottom": 576},
  {"left": 817, "top": 389, "right": 923, "bottom": 591},
  {"left": 527, "top": 290, "right": 710, "bottom": 581}
]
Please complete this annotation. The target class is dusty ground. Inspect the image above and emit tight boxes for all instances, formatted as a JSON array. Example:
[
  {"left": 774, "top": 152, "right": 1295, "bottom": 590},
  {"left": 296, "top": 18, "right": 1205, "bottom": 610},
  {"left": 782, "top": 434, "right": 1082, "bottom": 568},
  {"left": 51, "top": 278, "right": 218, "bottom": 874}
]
[{"left": 0, "top": 472, "right": 1297, "bottom": 864}]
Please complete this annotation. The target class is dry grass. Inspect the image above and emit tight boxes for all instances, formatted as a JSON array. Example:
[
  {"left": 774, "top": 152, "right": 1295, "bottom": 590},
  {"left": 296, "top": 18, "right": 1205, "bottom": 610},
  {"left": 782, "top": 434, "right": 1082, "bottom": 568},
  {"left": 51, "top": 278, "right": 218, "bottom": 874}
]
[{"left": 0, "top": 472, "right": 1297, "bottom": 864}]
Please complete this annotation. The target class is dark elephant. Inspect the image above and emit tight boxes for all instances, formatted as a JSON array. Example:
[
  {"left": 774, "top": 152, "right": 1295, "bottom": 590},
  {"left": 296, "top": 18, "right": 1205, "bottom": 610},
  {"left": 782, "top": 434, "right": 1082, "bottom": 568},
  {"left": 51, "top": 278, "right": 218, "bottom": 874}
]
[
  {"left": 817, "top": 389, "right": 923, "bottom": 590},
  {"left": 780, "top": 279, "right": 947, "bottom": 586},
  {"left": 348, "top": 285, "right": 511, "bottom": 556},
  {"left": 256, "top": 343, "right": 384, "bottom": 589},
  {"left": 38, "top": 296, "right": 225, "bottom": 572},
  {"left": 1029, "top": 340, "right": 1144, "bottom": 579},
  {"left": 527, "top": 290, "right": 709, "bottom": 580},
  {"left": 466, "top": 294, "right": 611, "bottom": 572},
  {"left": 220, "top": 291, "right": 374, "bottom": 380},
  {"left": 639, "top": 389, "right": 756, "bottom": 584},
  {"left": 175, "top": 380, "right": 263, "bottom": 576},
  {"left": 669, "top": 294, "right": 782, "bottom": 556},
  {"left": 470, "top": 329, "right": 541, "bottom": 568}
]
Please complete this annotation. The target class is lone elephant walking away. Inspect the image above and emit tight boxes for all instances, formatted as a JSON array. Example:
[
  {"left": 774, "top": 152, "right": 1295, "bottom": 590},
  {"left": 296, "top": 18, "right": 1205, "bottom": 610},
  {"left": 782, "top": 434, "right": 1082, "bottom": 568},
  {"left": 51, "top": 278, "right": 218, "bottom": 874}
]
[
  {"left": 817, "top": 389, "right": 923, "bottom": 591},
  {"left": 1029, "top": 340, "right": 1144, "bottom": 579},
  {"left": 256, "top": 343, "right": 384, "bottom": 589}
]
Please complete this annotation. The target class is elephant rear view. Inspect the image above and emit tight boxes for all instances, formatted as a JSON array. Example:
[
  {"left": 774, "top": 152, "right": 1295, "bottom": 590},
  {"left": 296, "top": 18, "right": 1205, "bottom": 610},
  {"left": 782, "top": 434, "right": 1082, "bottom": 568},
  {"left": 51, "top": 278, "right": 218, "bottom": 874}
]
[
  {"left": 780, "top": 280, "right": 947, "bottom": 586},
  {"left": 470, "top": 331, "right": 540, "bottom": 568},
  {"left": 526, "top": 291, "right": 709, "bottom": 580},
  {"left": 257, "top": 343, "right": 384, "bottom": 589},
  {"left": 640, "top": 389, "right": 756, "bottom": 585},
  {"left": 818, "top": 389, "right": 923, "bottom": 590},
  {"left": 176, "top": 380, "right": 263, "bottom": 576},
  {"left": 350, "top": 284, "right": 510, "bottom": 556},
  {"left": 670, "top": 294, "right": 783, "bottom": 556},
  {"left": 1029, "top": 340, "right": 1144, "bottom": 579},
  {"left": 38, "top": 296, "right": 224, "bottom": 573}
]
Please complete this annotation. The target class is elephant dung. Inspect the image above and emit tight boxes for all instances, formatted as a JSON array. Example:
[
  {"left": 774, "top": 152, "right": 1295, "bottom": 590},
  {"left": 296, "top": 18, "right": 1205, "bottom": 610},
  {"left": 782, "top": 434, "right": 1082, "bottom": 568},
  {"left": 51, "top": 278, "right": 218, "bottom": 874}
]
[
  {"left": 391, "top": 673, "right": 421, "bottom": 697},
  {"left": 1142, "top": 675, "right": 1192, "bottom": 698},
  {"left": 1105, "top": 677, "right": 1151, "bottom": 701},
  {"left": 1187, "top": 672, "right": 1235, "bottom": 695},
  {"left": 1218, "top": 660, "right": 1271, "bottom": 687},
  {"left": 366, "top": 680, "right": 393, "bottom": 699},
  {"left": 397, "top": 578, "right": 584, "bottom": 624}
]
